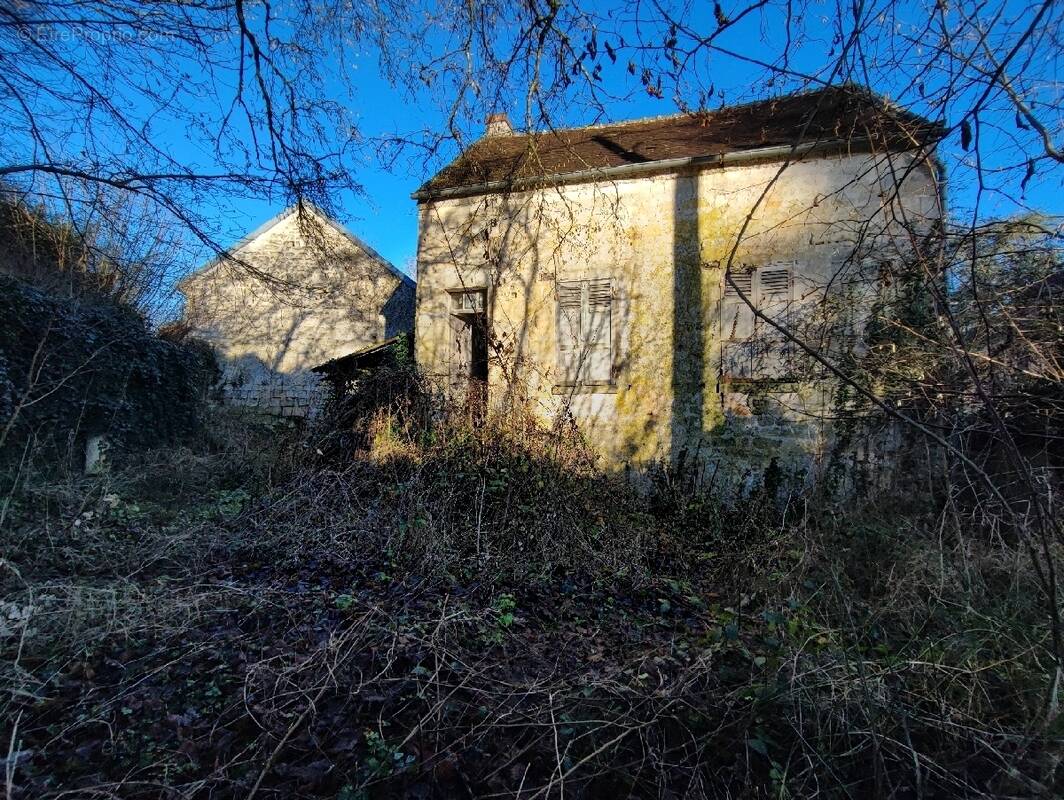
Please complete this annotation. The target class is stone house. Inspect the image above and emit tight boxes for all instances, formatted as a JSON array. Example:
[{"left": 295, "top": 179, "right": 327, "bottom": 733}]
[
  {"left": 179, "top": 205, "right": 415, "bottom": 416},
  {"left": 412, "top": 86, "right": 943, "bottom": 479}
]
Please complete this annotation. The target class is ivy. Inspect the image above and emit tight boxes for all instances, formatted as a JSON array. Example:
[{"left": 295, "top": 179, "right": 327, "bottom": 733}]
[{"left": 0, "top": 275, "right": 217, "bottom": 463}]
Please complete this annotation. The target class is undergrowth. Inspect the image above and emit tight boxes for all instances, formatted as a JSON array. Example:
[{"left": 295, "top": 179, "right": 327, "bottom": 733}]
[{"left": 0, "top": 379, "right": 1059, "bottom": 798}]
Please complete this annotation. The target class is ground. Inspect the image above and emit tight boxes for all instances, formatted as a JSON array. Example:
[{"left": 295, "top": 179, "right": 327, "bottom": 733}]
[{"left": 0, "top": 401, "right": 1058, "bottom": 799}]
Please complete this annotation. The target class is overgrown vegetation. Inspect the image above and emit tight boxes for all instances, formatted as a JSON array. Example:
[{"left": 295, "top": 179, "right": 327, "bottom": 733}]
[
  {"left": 1, "top": 372, "right": 1058, "bottom": 798},
  {"left": 0, "top": 273, "right": 217, "bottom": 469},
  {"left": 2, "top": 0, "right": 1061, "bottom": 794}
]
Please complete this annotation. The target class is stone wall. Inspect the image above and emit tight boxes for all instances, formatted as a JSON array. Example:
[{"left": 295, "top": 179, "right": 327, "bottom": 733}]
[
  {"left": 181, "top": 206, "right": 415, "bottom": 417},
  {"left": 414, "top": 147, "right": 941, "bottom": 482},
  {"left": 220, "top": 371, "right": 325, "bottom": 418}
]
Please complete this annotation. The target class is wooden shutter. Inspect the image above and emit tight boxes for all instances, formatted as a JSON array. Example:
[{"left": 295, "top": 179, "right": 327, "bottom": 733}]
[
  {"left": 556, "top": 279, "right": 612, "bottom": 385},
  {"left": 757, "top": 266, "right": 792, "bottom": 330},
  {"left": 756, "top": 264, "right": 794, "bottom": 377},
  {"left": 585, "top": 279, "right": 612, "bottom": 383},
  {"left": 450, "top": 315, "right": 471, "bottom": 380},
  {"left": 557, "top": 281, "right": 583, "bottom": 383},
  {"left": 722, "top": 270, "right": 755, "bottom": 340},
  {"left": 721, "top": 270, "right": 754, "bottom": 378},
  {"left": 721, "top": 265, "right": 794, "bottom": 380}
]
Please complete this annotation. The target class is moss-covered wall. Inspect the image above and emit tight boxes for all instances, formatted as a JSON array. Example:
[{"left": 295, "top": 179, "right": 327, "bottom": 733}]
[{"left": 415, "top": 149, "right": 941, "bottom": 480}]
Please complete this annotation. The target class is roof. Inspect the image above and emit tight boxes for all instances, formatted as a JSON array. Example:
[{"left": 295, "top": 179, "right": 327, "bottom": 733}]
[
  {"left": 311, "top": 334, "right": 408, "bottom": 376},
  {"left": 416, "top": 85, "right": 942, "bottom": 199},
  {"left": 177, "top": 204, "right": 414, "bottom": 291}
]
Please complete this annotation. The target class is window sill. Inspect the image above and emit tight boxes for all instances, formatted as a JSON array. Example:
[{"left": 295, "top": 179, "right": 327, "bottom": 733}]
[
  {"left": 721, "top": 376, "right": 800, "bottom": 389},
  {"left": 552, "top": 383, "right": 618, "bottom": 395}
]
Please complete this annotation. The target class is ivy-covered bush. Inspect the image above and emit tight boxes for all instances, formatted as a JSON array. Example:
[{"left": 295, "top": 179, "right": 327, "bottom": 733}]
[{"left": 0, "top": 275, "right": 217, "bottom": 464}]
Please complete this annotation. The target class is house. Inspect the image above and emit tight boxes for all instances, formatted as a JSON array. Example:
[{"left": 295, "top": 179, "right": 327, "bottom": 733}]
[
  {"left": 412, "top": 86, "right": 944, "bottom": 478},
  {"left": 179, "top": 204, "right": 415, "bottom": 416}
]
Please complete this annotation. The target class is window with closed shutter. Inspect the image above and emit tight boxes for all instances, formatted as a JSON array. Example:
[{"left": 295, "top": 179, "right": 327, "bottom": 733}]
[
  {"left": 722, "top": 270, "right": 755, "bottom": 340},
  {"left": 759, "top": 267, "right": 792, "bottom": 319},
  {"left": 557, "top": 278, "right": 613, "bottom": 385},
  {"left": 721, "top": 263, "right": 795, "bottom": 379},
  {"left": 557, "top": 282, "right": 583, "bottom": 383}
]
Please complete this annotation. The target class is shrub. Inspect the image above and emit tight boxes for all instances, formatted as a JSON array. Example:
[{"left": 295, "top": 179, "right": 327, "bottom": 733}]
[
  {"left": 0, "top": 274, "right": 217, "bottom": 468},
  {"left": 243, "top": 369, "right": 801, "bottom": 587}
]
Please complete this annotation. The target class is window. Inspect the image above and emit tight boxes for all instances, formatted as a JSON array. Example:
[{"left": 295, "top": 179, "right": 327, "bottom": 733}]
[
  {"left": 721, "top": 263, "right": 795, "bottom": 379},
  {"left": 557, "top": 278, "right": 612, "bottom": 385},
  {"left": 449, "top": 288, "right": 486, "bottom": 315}
]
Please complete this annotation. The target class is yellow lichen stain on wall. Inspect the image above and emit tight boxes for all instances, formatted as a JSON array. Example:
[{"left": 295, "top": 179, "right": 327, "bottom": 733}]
[{"left": 614, "top": 276, "right": 672, "bottom": 464}]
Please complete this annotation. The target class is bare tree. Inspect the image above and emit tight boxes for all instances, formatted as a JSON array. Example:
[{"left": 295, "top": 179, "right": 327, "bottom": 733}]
[{"left": 0, "top": 0, "right": 415, "bottom": 292}]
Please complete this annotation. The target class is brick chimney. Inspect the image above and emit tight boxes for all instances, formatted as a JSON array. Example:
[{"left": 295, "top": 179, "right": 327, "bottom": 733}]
[{"left": 485, "top": 112, "right": 513, "bottom": 137}]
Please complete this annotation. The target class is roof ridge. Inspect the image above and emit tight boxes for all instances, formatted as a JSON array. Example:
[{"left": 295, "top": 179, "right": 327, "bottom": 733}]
[
  {"left": 177, "top": 203, "right": 411, "bottom": 290},
  {"left": 503, "top": 83, "right": 881, "bottom": 140}
]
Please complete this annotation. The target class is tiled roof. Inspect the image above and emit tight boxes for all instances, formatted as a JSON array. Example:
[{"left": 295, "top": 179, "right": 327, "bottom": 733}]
[{"left": 417, "top": 86, "right": 941, "bottom": 197}]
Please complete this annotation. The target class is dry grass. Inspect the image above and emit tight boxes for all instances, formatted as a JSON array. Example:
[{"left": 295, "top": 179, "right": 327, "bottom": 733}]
[{"left": 0, "top": 393, "right": 1059, "bottom": 799}]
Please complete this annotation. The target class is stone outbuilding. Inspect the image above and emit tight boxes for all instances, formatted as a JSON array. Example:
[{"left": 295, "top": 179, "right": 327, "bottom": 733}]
[
  {"left": 412, "top": 86, "right": 944, "bottom": 479},
  {"left": 179, "top": 204, "right": 415, "bottom": 416}
]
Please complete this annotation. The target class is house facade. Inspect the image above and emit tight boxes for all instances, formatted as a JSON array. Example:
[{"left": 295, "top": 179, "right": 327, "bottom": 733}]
[
  {"left": 413, "top": 87, "right": 943, "bottom": 479},
  {"left": 179, "top": 205, "right": 415, "bottom": 416}
]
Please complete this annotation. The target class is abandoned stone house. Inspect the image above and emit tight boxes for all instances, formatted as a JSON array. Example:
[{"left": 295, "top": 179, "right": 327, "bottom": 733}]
[
  {"left": 413, "top": 86, "right": 944, "bottom": 478},
  {"left": 179, "top": 205, "right": 415, "bottom": 415}
]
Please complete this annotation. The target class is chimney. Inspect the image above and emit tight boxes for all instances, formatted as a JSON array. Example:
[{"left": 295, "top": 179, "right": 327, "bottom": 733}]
[{"left": 485, "top": 112, "right": 513, "bottom": 137}]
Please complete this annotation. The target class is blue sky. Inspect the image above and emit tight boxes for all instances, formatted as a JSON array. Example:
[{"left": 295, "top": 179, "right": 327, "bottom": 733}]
[
  {"left": 171, "top": 0, "right": 1062, "bottom": 280},
  {"left": 199, "top": 52, "right": 430, "bottom": 275}
]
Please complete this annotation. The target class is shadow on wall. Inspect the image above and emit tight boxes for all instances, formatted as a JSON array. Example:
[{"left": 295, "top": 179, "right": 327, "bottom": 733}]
[
  {"left": 219, "top": 352, "right": 323, "bottom": 417},
  {"left": 415, "top": 149, "right": 940, "bottom": 494},
  {"left": 382, "top": 279, "right": 417, "bottom": 339},
  {"left": 665, "top": 173, "right": 807, "bottom": 488},
  {"left": 183, "top": 213, "right": 417, "bottom": 419},
  {"left": 205, "top": 276, "right": 415, "bottom": 418},
  {"left": 671, "top": 172, "right": 704, "bottom": 469}
]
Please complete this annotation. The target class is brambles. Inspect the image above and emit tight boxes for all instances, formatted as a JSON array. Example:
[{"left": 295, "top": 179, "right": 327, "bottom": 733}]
[{"left": 0, "top": 388, "right": 1058, "bottom": 798}]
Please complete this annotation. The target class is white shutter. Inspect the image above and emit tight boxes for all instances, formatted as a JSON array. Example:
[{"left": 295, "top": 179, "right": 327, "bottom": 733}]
[
  {"left": 722, "top": 341, "right": 754, "bottom": 379},
  {"left": 721, "top": 265, "right": 795, "bottom": 380},
  {"left": 722, "top": 270, "right": 755, "bottom": 340},
  {"left": 757, "top": 265, "right": 792, "bottom": 330},
  {"left": 759, "top": 265, "right": 793, "bottom": 377},
  {"left": 556, "top": 278, "right": 612, "bottom": 385}
]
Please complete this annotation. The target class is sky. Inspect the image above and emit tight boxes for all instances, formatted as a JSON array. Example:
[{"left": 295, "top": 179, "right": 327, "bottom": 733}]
[
  {"left": 181, "top": 0, "right": 1061, "bottom": 282},
  {"left": 12, "top": 0, "right": 1059, "bottom": 286},
  {"left": 198, "top": 51, "right": 431, "bottom": 276}
]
